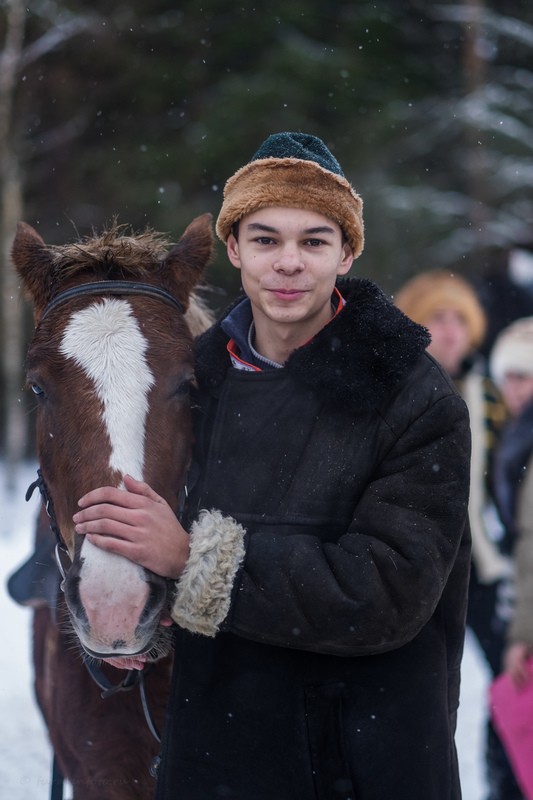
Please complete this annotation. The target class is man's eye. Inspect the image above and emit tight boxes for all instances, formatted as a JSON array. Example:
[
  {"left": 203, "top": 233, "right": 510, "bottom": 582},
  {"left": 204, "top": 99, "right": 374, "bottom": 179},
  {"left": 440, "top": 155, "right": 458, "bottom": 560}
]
[{"left": 305, "top": 239, "right": 324, "bottom": 247}]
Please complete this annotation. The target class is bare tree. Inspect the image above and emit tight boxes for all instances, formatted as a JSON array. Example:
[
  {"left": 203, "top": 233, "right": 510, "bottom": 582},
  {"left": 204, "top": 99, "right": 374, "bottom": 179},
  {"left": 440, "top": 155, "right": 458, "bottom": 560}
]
[
  {"left": 0, "top": 0, "right": 27, "bottom": 490},
  {"left": 461, "top": 0, "right": 491, "bottom": 243},
  {"left": 0, "top": 2, "right": 100, "bottom": 488}
]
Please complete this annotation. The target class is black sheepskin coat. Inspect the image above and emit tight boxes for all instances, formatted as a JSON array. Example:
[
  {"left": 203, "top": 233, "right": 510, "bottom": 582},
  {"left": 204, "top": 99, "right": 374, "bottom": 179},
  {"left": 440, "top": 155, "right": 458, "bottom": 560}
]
[{"left": 156, "top": 277, "right": 472, "bottom": 800}]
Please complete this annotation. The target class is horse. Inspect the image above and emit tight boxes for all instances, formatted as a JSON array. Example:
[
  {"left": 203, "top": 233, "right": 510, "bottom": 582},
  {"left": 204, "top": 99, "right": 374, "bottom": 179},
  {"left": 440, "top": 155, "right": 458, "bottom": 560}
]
[{"left": 11, "top": 214, "right": 215, "bottom": 799}]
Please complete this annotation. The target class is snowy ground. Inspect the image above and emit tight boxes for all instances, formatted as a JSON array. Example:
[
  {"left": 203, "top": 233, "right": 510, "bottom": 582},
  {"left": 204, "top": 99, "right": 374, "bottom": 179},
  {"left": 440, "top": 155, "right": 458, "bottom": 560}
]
[{"left": 1, "top": 460, "right": 490, "bottom": 799}]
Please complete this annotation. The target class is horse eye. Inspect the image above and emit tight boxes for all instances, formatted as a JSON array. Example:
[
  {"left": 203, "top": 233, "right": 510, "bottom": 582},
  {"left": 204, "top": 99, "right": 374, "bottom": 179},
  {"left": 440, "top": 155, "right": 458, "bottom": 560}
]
[
  {"left": 175, "top": 378, "right": 193, "bottom": 399},
  {"left": 30, "top": 383, "right": 44, "bottom": 396}
]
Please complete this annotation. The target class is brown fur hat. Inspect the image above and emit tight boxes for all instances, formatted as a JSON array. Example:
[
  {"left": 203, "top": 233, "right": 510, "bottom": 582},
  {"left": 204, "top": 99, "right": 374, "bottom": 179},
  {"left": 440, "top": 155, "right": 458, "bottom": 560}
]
[
  {"left": 394, "top": 270, "right": 487, "bottom": 349},
  {"left": 215, "top": 132, "right": 364, "bottom": 258}
]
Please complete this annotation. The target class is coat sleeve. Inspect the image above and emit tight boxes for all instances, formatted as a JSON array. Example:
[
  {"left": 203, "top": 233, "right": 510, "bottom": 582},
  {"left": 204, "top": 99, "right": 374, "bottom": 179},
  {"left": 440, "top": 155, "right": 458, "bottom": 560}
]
[{"left": 171, "top": 391, "right": 471, "bottom": 655}]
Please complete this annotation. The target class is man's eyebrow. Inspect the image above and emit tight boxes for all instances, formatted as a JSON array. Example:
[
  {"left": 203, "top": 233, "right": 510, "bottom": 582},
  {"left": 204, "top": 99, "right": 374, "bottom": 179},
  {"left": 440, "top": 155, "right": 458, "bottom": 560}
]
[
  {"left": 303, "top": 226, "right": 336, "bottom": 235},
  {"left": 245, "top": 223, "right": 278, "bottom": 234},
  {"left": 245, "top": 223, "right": 336, "bottom": 235}
]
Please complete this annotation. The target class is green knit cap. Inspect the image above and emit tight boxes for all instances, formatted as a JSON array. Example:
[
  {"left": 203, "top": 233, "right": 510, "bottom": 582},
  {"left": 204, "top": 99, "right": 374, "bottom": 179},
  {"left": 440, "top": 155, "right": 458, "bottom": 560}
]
[{"left": 216, "top": 132, "right": 364, "bottom": 258}]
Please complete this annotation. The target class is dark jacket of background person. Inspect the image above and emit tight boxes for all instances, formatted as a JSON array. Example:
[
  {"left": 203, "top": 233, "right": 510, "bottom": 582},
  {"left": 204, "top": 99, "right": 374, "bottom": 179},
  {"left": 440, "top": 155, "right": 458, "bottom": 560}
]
[
  {"left": 492, "top": 400, "right": 533, "bottom": 542},
  {"left": 155, "top": 276, "right": 472, "bottom": 800},
  {"left": 499, "top": 401, "right": 533, "bottom": 651}
]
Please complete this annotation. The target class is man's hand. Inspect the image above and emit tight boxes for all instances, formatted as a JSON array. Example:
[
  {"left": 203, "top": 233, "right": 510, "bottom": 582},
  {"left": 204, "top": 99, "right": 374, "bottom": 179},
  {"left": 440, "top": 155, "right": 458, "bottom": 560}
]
[{"left": 73, "top": 474, "right": 190, "bottom": 579}]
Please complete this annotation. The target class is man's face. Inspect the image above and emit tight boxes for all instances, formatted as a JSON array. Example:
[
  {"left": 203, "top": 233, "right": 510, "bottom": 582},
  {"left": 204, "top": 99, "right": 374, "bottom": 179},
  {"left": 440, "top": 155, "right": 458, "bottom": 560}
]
[
  {"left": 226, "top": 207, "right": 353, "bottom": 345},
  {"left": 425, "top": 307, "right": 471, "bottom": 378}
]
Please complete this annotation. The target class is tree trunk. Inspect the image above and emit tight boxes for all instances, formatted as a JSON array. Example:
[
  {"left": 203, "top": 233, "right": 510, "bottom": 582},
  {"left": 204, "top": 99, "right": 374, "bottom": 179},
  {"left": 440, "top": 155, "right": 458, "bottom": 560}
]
[
  {"left": 461, "top": 0, "right": 490, "bottom": 254},
  {"left": 0, "top": 0, "right": 28, "bottom": 490}
]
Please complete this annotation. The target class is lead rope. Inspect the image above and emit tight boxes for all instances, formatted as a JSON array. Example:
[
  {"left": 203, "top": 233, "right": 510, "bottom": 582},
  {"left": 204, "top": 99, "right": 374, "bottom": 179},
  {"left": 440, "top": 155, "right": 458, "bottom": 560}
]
[
  {"left": 45, "top": 666, "right": 162, "bottom": 800},
  {"left": 82, "top": 658, "right": 160, "bottom": 741},
  {"left": 50, "top": 755, "right": 65, "bottom": 800}
]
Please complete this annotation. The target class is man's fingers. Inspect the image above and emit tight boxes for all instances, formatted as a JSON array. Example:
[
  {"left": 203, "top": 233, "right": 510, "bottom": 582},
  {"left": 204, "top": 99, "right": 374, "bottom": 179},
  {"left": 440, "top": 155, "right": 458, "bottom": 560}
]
[
  {"left": 84, "top": 532, "right": 136, "bottom": 558},
  {"left": 74, "top": 502, "right": 132, "bottom": 524},
  {"left": 78, "top": 485, "right": 136, "bottom": 509},
  {"left": 78, "top": 477, "right": 164, "bottom": 509},
  {"left": 123, "top": 474, "right": 165, "bottom": 503}
]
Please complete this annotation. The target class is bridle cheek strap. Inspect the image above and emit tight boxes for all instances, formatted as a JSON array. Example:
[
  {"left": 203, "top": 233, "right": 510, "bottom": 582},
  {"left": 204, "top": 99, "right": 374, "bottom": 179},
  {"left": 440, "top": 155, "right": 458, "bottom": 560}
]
[{"left": 26, "top": 469, "right": 72, "bottom": 582}]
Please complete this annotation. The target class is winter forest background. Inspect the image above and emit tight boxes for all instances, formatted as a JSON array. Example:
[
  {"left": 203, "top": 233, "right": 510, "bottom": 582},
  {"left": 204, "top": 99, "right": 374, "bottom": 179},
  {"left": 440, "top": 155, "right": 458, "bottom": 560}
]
[
  {"left": 1, "top": 2, "right": 532, "bottom": 796},
  {"left": 1, "top": 0, "right": 533, "bottom": 470}
]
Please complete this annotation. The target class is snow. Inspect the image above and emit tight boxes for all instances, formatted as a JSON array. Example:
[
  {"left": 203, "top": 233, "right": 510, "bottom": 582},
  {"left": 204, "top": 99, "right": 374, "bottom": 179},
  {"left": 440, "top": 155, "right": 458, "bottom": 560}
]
[
  {"left": 0, "top": 460, "right": 490, "bottom": 799},
  {"left": 1, "top": 462, "right": 52, "bottom": 798}
]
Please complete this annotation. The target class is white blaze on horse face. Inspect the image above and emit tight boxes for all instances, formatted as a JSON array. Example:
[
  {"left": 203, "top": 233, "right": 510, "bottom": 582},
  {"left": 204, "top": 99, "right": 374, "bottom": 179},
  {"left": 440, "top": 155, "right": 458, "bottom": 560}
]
[
  {"left": 60, "top": 298, "right": 155, "bottom": 653},
  {"left": 60, "top": 298, "right": 155, "bottom": 478}
]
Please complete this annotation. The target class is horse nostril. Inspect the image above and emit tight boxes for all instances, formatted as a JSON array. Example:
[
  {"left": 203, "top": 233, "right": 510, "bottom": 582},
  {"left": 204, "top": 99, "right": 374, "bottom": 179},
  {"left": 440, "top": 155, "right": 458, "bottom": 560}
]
[
  {"left": 63, "top": 573, "right": 88, "bottom": 629},
  {"left": 139, "top": 575, "right": 168, "bottom": 627}
]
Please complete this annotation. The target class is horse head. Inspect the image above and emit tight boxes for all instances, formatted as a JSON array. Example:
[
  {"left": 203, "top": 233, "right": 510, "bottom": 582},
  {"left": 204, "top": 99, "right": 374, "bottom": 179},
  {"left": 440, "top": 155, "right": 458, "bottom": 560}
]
[{"left": 12, "top": 214, "right": 215, "bottom": 661}]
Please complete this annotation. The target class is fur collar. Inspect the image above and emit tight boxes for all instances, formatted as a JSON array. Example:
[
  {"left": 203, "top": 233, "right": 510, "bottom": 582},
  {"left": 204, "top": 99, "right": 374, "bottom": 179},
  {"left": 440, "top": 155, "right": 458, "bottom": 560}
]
[{"left": 194, "top": 277, "right": 430, "bottom": 412}]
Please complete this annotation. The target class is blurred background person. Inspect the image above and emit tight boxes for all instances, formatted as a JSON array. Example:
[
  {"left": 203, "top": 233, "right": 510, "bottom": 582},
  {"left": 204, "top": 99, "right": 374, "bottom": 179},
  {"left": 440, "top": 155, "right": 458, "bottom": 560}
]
[
  {"left": 490, "top": 319, "right": 533, "bottom": 697},
  {"left": 395, "top": 270, "right": 521, "bottom": 800}
]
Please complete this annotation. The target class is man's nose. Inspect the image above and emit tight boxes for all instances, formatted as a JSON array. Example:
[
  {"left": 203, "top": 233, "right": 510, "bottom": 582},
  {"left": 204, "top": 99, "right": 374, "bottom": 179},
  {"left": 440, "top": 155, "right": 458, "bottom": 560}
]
[{"left": 273, "top": 243, "right": 304, "bottom": 271}]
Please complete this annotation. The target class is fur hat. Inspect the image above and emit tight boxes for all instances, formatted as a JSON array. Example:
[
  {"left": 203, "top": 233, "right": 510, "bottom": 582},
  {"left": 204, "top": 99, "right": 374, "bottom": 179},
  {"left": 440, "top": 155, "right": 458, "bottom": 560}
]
[
  {"left": 490, "top": 317, "right": 533, "bottom": 385},
  {"left": 215, "top": 132, "right": 364, "bottom": 258},
  {"left": 394, "top": 270, "right": 486, "bottom": 349}
]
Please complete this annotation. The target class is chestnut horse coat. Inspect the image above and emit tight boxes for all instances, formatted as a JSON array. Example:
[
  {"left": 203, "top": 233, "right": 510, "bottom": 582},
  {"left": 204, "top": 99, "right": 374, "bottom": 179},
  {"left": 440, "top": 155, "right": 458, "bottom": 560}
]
[{"left": 158, "top": 277, "right": 472, "bottom": 800}]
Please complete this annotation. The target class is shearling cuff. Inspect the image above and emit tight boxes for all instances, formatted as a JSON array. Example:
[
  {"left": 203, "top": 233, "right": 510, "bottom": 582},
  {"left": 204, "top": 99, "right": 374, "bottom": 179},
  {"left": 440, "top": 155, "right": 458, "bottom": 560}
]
[{"left": 170, "top": 509, "right": 246, "bottom": 637}]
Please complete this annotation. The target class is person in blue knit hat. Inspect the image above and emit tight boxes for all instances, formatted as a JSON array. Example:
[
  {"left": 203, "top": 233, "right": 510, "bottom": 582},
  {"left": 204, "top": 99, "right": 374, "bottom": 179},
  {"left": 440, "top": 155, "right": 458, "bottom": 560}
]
[{"left": 74, "top": 132, "right": 472, "bottom": 799}]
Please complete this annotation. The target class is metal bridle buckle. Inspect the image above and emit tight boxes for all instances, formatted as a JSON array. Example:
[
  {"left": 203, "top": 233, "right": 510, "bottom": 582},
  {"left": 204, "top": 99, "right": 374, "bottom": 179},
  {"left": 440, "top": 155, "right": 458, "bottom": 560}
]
[{"left": 54, "top": 542, "right": 72, "bottom": 586}]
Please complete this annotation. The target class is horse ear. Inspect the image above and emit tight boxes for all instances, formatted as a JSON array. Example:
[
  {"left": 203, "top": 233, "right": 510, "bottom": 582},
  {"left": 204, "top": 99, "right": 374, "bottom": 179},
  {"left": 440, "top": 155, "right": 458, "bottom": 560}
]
[
  {"left": 11, "top": 222, "right": 56, "bottom": 318},
  {"left": 164, "top": 213, "right": 215, "bottom": 309}
]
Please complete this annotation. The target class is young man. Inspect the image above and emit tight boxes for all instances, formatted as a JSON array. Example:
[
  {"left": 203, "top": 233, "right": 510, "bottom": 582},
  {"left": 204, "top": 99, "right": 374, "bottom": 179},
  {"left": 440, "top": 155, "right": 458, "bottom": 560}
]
[{"left": 74, "top": 133, "right": 472, "bottom": 799}]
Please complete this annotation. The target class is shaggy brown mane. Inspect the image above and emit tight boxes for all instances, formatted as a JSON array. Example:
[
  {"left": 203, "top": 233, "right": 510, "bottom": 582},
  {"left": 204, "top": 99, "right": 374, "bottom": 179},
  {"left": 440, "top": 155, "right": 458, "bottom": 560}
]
[{"left": 47, "top": 221, "right": 173, "bottom": 278}]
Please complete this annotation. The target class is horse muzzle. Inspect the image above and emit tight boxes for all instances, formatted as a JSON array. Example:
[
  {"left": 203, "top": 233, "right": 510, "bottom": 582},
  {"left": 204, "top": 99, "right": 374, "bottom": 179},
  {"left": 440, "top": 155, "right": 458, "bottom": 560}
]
[{"left": 63, "top": 538, "right": 170, "bottom": 658}]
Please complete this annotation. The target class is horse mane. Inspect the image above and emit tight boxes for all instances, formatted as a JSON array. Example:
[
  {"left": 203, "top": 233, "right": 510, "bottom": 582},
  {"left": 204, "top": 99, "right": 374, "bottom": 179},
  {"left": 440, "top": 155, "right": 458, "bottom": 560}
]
[
  {"left": 47, "top": 221, "right": 177, "bottom": 277},
  {"left": 46, "top": 220, "right": 215, "bottom": 336},
  {"left": 186, "top": 291, "right": 215, "bottom": 337}
]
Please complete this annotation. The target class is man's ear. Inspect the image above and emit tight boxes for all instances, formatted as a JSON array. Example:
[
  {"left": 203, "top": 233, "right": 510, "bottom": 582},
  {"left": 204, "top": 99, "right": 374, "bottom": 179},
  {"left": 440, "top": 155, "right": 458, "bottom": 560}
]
[
  {"left": 338, "top": 242, "right": 354, "bottom": 275},
  {"left": 227, "top": 233, "right": 241, "bottom": 269}
]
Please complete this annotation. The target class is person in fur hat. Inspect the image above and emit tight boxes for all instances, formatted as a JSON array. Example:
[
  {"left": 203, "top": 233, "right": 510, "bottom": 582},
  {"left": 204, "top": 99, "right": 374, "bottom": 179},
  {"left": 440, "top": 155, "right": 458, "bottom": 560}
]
[
  {"left": 395, "top": 271, "right": 521, "bottom": 800},
  {"left": 73, "top": 132, "right": 471, "bottom": 800}
]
